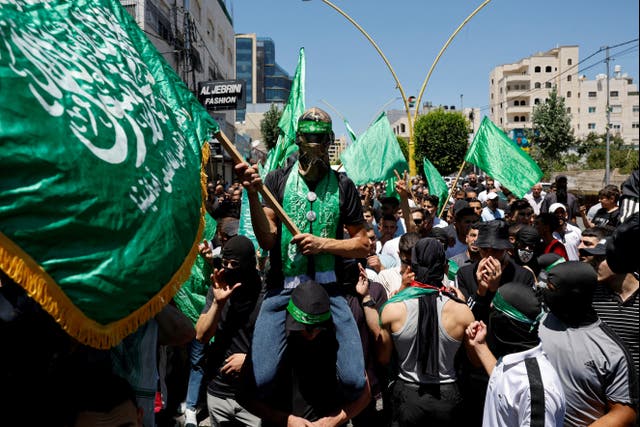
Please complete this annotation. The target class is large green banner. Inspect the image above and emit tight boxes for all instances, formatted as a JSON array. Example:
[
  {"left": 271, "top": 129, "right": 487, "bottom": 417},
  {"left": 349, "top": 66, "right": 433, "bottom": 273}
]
[{"left": 0, "top": 0, "right": 218, "bottom": 348}]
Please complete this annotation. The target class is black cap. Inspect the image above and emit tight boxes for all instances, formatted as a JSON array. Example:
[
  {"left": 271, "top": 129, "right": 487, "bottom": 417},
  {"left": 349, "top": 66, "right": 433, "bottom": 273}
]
[
  {"left": 475, "top": 220, "right": 512, "bottom": 250},
  {"left": 606, "top": 213, "right": 639, "bottom": 273},
  {"left": 453, "top": 200, "right": 475, "bottom": 219},
  {"left": 579, "top": 238, "right": 608, "bottom": 257},
  {"left": 285, "top": 281, "right": 332, "bottom": 333}
]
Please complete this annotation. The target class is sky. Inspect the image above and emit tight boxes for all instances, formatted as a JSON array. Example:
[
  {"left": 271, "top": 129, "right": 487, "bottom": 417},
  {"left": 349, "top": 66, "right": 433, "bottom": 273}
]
[{"left": 229, "top": 0, "right": 639, "bottom": 139}]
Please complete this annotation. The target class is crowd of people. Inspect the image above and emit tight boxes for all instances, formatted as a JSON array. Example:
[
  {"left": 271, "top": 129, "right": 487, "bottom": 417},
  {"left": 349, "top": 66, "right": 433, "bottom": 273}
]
[{"left": 1, "top": 107, "right": 638, "bottom": 427}]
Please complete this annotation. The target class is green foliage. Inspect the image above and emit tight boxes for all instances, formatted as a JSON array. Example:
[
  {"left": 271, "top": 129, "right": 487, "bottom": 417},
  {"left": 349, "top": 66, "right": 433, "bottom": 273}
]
[
  {"left": 413, "top": 109, "right": 469, "bottom": 176},
  {"left": 527, "top": 87, "right": 575, "bottom": 172},
  {"left": 397, "top": 136, "right": 409, "bottom": 162},
  {"left": 260, "top": 103, "right": 282, "bottom": 151}
]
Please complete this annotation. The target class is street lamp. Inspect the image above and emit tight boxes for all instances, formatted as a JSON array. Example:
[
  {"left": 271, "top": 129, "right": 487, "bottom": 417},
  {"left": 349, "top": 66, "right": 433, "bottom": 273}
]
[{"left": 302, "top": 0, "right": 491, "bottom": 176}]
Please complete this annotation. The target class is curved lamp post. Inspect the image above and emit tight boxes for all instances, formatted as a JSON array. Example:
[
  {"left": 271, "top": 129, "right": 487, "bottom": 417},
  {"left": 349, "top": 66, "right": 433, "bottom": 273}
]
[{"left": 303, "top": 0, "right": 491, "bottom": 176}]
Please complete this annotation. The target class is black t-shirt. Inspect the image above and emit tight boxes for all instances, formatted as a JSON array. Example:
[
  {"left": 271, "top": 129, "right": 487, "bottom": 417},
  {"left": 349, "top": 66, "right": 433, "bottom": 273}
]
[
  {"left": 264, "top": 164, "right": 364, "bottom": 288},
  {"left": 203, "top": 272, "right": 263, "bottom": 398},
  {"left": 239, "top": 330, "right": 345, "bottom": 425},
  {"left": 592, "top": 207, "right": 620, "bottom": 228},
  {"left": 456, "top": 256, "right": 535, "bottom": 322}
]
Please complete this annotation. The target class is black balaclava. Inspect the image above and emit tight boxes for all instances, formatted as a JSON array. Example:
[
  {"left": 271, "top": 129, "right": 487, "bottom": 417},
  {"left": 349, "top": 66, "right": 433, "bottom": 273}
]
[
  {"left": 411, "top": 238, "right": 446, "bottom": 379},
  {"left": 544, "top": 261, "right": 598, "bottom": 327},
  {"left": 486, "top": 282, "right": 542, "bottom": 359},
  {"left": 220, "top": 235, "right": 259, "bottom": 301},
  {"left": 412, "top": 237, "right": 445, "bottom": 286},
  {"left": 514, "top": 225, "right": 541, "bottom": 270}
]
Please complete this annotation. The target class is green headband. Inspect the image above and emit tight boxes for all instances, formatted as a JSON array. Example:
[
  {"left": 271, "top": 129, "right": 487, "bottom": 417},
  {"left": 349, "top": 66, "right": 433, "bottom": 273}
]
[
  {"left": 545, "top": 258, "right": 566, "bottom": 272},
  {"left": 492, "top": 290, "right": 543, "bottom": 331},
  {"left": 298, "top": 120, "right": 332, "bottom": 134},
  {"left": 287, "top": 299, "right": 331, "bottom": 325}
]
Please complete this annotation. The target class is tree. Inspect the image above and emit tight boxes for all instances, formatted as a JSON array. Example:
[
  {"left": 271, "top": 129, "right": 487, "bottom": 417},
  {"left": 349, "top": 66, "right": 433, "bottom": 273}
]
[
  {"left": 260, "top": 103, "right": 282, "bottom": 151},
  {"left": 413, "top": 109, "right": 469, "bottom": 176},
  {"left": 580, "top": 132, "right": 638, "bottom": 174},
  {"left": 527, "top": 87, "right": 575, "bottom": 171},
  {"left": 397, "top": 136, "right": 409, "bottom": 162}
]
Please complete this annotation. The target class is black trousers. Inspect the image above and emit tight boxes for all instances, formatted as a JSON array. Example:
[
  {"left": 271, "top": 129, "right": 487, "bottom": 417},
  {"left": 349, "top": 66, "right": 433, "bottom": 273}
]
[{"left": 390, "top": 378, "right": 463, "bottom": 427}]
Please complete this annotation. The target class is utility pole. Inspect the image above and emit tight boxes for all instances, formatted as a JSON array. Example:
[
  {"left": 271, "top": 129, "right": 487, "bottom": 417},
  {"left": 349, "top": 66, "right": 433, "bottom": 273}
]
[{"left": 604, "top": 46, "right": 611, "bottom": 185}]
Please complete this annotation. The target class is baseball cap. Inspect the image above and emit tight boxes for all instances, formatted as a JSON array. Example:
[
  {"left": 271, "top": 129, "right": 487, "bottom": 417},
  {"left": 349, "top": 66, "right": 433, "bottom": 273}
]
[
  {"left": 285, "top": 281, "right": 332, "bottom": 334},
  {"left": 487, "top": 192, "right": 498, "bottom": 200},
  {"left": 548, "top": 203, "right": 566, "bottom": 214},
  {"left": 579, "top": 238, "right": 608, "bottom": 257}
]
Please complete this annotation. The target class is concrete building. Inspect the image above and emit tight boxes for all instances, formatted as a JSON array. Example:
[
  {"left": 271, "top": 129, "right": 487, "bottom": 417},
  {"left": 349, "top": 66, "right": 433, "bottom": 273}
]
[
  {"left": 235, "top": 34, "right": 292, "bottom": 122},
  {"left": 328, "top": 136, "right": 348, "bottom": 164},
  {"left": 575, "top": 69, "right": 639, "bottom": 145},
  {"left": 489, "top": 46, "right": 639, "bottom": 145},
  {"left": 121, "top": 0, "right": 235, "bottom": 139},
  {"left": 389, "top": 105, "right": 481, "bottom": 143}
]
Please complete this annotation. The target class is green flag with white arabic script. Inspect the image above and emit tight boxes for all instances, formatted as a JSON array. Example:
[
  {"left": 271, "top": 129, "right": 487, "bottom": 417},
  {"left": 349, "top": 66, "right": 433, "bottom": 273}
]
[
  {"left": 465, "top": 117, "right": 542, "bottom": 198},
  {"left": 263, "top": 48, "right": 306, "bottom": 172},
  {"left": 0, "top": 0, "right": 217, "bottom": 348}
]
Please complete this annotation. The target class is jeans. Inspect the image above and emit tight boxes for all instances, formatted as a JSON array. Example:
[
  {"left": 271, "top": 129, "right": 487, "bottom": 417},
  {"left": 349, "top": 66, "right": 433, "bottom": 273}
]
[
  {"left": 185, "top": 338, "right": 206, "bottom": 409},
  {"left": 251, "top": 286, "right": 366, "bottom": 401}
]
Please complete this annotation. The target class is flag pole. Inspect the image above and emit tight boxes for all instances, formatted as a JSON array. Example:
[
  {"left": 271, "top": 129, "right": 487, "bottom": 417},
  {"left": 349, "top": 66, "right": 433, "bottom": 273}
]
[
  {"left": 215, "top": 130, "right": 301, "bottom": 235},
  {"left": 438, "top": 161, "right": 466, "bottom": 218}
]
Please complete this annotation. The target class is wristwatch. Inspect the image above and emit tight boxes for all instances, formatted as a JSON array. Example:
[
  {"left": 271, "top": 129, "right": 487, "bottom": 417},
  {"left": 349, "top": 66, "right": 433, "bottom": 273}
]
[{"left": 362, "top": 298, "right": 377, "bottom": 308}]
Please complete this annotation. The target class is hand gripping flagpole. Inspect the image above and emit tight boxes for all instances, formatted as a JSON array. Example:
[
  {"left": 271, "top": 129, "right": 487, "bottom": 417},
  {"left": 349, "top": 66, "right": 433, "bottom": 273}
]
[{"left": 214, "top": 130, "right": 301, "bottom": 236}]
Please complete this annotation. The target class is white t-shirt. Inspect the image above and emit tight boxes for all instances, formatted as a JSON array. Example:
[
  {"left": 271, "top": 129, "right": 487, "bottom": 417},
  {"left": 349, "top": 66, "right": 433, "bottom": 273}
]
[{"left": 483, "top": 344, "right": 566, "bottom": 427}]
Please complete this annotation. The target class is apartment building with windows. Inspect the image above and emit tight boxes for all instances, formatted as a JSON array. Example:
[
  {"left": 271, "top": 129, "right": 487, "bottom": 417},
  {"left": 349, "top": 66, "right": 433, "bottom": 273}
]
[
  {"left": 235, "top": 34, "right": 292, "bottom": 121},
  {"left": 489, "top": 46, "right": 639, "bottom": 145}
]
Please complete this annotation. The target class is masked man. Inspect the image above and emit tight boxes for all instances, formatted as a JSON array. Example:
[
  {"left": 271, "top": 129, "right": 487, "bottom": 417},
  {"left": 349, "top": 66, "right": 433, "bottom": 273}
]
[
  {"left": 539, "top": 262, "right": 638, "bottom": 426},
  {"left": 236, "top": 107, "right": 368, "bottom": 402},
  {"left": 465, "top": 282, "right": 565, "bottom": 427}
]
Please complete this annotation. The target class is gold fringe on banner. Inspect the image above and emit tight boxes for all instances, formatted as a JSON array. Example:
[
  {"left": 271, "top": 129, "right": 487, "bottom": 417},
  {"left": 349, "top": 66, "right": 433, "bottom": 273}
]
[{"left": 0, "top": 142, "right": 211, "bottom": 349}]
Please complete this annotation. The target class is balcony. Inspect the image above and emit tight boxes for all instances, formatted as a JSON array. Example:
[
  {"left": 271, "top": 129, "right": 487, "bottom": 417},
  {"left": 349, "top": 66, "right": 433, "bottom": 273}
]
[
  {"left": 507, "top": 105, "right": 531, "bottom": 114},
  {"left": 505, "top": 74, "right": 531, "bottom": 83}
]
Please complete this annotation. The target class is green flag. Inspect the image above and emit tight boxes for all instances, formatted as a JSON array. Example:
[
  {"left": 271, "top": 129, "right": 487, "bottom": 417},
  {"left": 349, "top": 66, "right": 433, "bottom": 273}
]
[
  {"left": 422, "top": 157, "right": 449, "bottom": 212},
  {"left": 0, "top": 0, "right": 217, "bottom": 348},
  {"left": 340, "top": 112, "right": 408, "bottom": 186},
  {"left": 263, "top": 48, "right": 306, "bottom": 172},
  {"left": 465, "top": 117, "right": 542, "bottom": 198},
  {"left": 174, "top": 212, "right": 217, "bottom": 326},
  {"left": 344, "top": 118, "right": 357, "bottom": 144}
]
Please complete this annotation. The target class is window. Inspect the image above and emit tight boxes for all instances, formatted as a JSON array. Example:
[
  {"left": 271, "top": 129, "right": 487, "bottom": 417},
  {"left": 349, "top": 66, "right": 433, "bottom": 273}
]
[
  {"left": 632, "top": 123, "right": 640, "bottom": 129},
  {"left": 534, "top": 98, "right": 541, "bottom": 105},
  {"left": 567, "top": 75, "right": 572, "bottom": 82},
  {"left": 520, "top": 116, "right": 526, "bottom": 122},
  {"left": 500, "top": 118, "right": 503, "bottom": 124},
  {"left": 568, "top": 58, "right": 573, "bottom": 65},
  {"left": 588, "top": 123, "right": 596, "bottom": 130},
  {"left": 588, "top": 92, "right": 597, "bottom": 98},
  {"left": 545, "top": 82, "right": 552, "bottom": 88},
  {"left": 401, "top": 123, "right": 406, "bottom": 133},
  {"left": 521, "top": 100, "right": 526, "bottom": 106},
  {"left": 491, "top": 93, "right": 494, "bottom": 99},
  {"left": 588, "top": 106, "right": 596, "bottom": 113},
  {"left": 567, "top": 107, "right": 571, "bottom": 113},
  {"left": 534, "top": 66, "right": 541, "bottom": 73},
  {"left": 514, "top": 116, "right": 520, "bottom": 122},
  {"left": 491, "top": 107, "right": 494, "bottom": 113},
  {"left": 612, "top": 123, "right": 621, "bottom": 130},
  {"left": 491, "top": 79, "right": 494, "bottom": 84},
  {"left": 514, "top": 100, "right": 519, "bottom": 106},
  {"left": 566, "top": 91, "right": 572, "bottom": 98},
  {"left": 545, "top": 66, "right": 552, "bottom": 72},
  {"left": 610, "top": 91, "right": 619, "bottom": 97},
  {"left": 611, "top": 105, "right": 622, "bottom": 113},
  {"left": 506, "top": 85, "right": 510, "bottom": 91},
  {"left": 534, "top": 82, "right": 541, "bottom": 89},
  {"left": 633, "top": 105, "right": 639, "bottom": 113}
]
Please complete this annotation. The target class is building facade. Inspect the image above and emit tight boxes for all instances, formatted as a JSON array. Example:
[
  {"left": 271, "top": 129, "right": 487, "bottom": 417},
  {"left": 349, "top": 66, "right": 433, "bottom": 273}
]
[
  {"left": 120, "top": 0, "right": 236, "bottom": 138},
  {"left": 235, "top": 34, "right": 292, "bottom": 121},
  {"left": 490, "top": 46, "right": 639, "bottom": 145}
]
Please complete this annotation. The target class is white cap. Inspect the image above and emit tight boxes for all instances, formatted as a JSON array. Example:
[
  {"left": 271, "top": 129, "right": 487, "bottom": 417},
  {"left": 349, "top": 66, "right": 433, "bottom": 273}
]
[
  {"left": 487, "top": 192, "right": 499, "bottom": 200},
  {"left": 549, "top": 203, "right": 566, "bottom": 213}
]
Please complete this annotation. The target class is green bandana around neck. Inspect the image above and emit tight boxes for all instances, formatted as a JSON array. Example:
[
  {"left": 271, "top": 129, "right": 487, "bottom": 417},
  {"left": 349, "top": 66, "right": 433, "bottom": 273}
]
[
  {"left": 281, "top": 162, "right": 340, "bottom": 287},
  {"left": 298, "top": 120, "right": 332, "bottom": 134}
]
